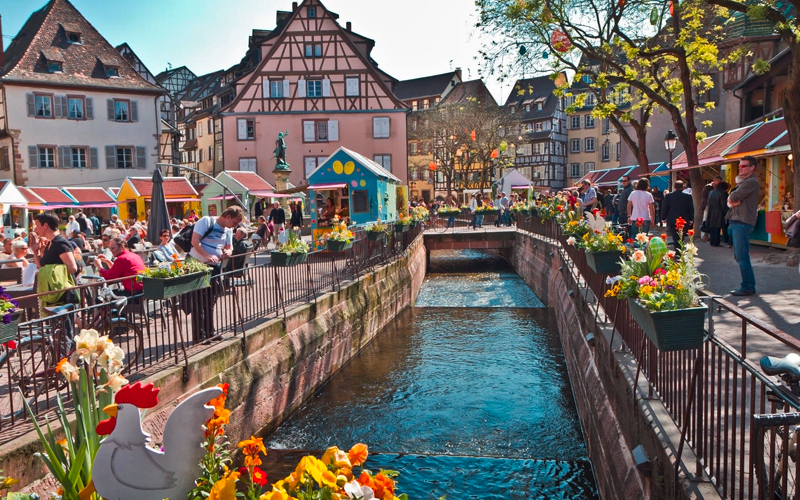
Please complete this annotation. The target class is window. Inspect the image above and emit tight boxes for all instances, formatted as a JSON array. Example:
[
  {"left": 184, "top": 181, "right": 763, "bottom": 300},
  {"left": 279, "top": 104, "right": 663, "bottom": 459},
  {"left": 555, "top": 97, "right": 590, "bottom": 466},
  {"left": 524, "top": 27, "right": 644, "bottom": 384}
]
[
  {"left": 113, "top": 100, "right": 129, "bottom": 122},
  {"left": 308, "top": 6, "right": 316, "bottom": 17},
  {"left": 307, "top": 80, "right": 322, "bottom": 98},
  {"left": 571, "top": 163, "right": 581, "bottom": 177},
  {"left": 564, "top": 95, "right": 576, "bottom": 108},
  {"left": 116, "top": 147, "right": 134, "bottom": 169},
  {"left": 602, "top": 118, "right": 610, "bottom": 134},
  {"left": 570, "top": 139, "right": 581, "bottom": 153},
  {"left": 510, "top": 106, "right": 516, "bottom": 114},
  {"left": 570, "top": 115, "right": 580, "bottom": 129},
  {"left": 352, "top": 190, "right": 369, "bottom": 213},
  {"left": 536, "top": 102, "right": 543, "bottom": 111},
  {"left": 585, "top": 138, "right": 595, "bottom": 152},
  {"left": 532, "top": 143, "right": 542, "bottom": 155},
  {"left": 584, "top": 162, "right": 595, "bottom": 175},
  {"left": 345, "top": 77, "right": 359, "bottom": 96},
  {"left": 208, "top": 146, "right": 212, "bottom": 160},
  {"left": 48, "top": 61, "right": 63, "bottom": 73},
  {"left": 373, "top": 117, "right": 390, "bottom": 138},
  {"left": 534, "top": 122, "right": 543, "bottom": 132},
  {"left": 616, "top": 142, "right": 621, "bottom": 160},
  {"left": 67, "top": 97, "right": 84, "bottom": 119},
  {"left": 412, "top": 101, "right": 418, "bottom": 111},
  {"left": 217, "top": 147, "right": 223, "bottom": 162},
  {"left": 207, "top": 120, "right": 212, "bottom": 134},
  {"left": 601, "top": 141, "right": 610, "bottom": 161},
  {"left": 239, "top": 158, "right": 257, "bottom": 172},
  {"left": 35, "top": 95, "right": 52, "bottom": 117},
  {"left": 423, "top": 99, "right": 429, "bottom": 109},
  {"left": 38, "top": 147, "right": 56, "bottom": 168},
  {"left": 373, "top": 155, "right": 391, "bottom": 172},
  {"left": 105, "top": 66, "right": 119, "bottom": 78},
  {"left": 524, "top": 104, "right": 531, "bottom": 113},
  {"left": 198, "top": 124, "right": 203, "bottom": 137},
  {"left": 237, "top": 118, "right": 255, "bottom": 140},
  {"left": 316, "top": 121, "right": 328, "bottom": 142},
  {"left": 66, "top": 31, "right": 82, "bottom": 44},
  {"left": 199, "top": 149, "right": 204, "bottom": 163},
  {"left": 585, "top": 115, "right": 595, "bottom": 128},
  {"left": 71, "top": 147, "right": 87, "bottom": 168},
  {"left": 409, "top": 143, "right": 419, "bottom": 155},
  {"left": 586, "top": 94, "right": 596, "bottom": 107},
  {"left": 304, "top": 44, "right": 323, "bottom": 57},
  {"left": 303, "top": 119, "right": 338, "bottom": 142}
]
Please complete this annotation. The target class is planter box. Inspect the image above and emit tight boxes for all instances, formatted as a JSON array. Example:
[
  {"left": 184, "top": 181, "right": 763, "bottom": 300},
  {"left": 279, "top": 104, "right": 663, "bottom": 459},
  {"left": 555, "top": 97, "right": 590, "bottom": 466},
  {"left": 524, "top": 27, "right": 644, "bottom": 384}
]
[
  {"left": 394, "top": 223, "right": 410, "bottom": 233},
  {"left": 627, "top": 298, "right": 707, "bottom": 352},
  {"left": 478, "top": 209, "right": 500, "bottom": 215},
  {"left": 142, "top": 271, "right": 211, "bottom": 300},
  {"left": 367, "top": 231, "right": 386, "bottom": 241},
  {"left": 0, "top": 310, "right": 22, "bottom": 344},
  {"left": 586, "top": 250, "right": 624, "bottom": 275},
  {"left": 326, "top": 240, "right": 353, "bottom": 252},
  {"left": 270, "top": 251, "right": 308, "bottom": 267}
]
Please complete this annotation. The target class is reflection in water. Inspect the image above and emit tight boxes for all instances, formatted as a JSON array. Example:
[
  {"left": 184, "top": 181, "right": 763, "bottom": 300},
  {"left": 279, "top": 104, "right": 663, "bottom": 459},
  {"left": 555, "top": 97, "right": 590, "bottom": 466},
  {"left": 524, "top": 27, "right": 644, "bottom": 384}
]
[{"left": 264, "top": 258, "right": 597, "bottom": 498}]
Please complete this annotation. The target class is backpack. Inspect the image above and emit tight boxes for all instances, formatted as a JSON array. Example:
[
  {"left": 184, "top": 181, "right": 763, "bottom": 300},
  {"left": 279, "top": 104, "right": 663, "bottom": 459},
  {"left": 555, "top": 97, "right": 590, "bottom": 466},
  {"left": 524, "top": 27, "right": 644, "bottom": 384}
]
[{"left": 173, "top": 217, "right": 216, "bottom": 252}]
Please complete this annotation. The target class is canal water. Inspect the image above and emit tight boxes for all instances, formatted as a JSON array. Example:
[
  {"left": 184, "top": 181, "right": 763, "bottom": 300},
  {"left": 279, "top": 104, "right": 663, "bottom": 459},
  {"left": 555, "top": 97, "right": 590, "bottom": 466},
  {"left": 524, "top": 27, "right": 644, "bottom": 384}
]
[{"left": 265, "top": 250, "right": 598, "bottom": 499}]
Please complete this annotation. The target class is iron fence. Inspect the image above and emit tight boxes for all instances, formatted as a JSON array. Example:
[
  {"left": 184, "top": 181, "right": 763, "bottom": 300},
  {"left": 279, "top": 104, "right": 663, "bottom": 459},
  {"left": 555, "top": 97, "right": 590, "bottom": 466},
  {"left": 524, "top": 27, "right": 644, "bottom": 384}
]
[
  {"left": 517, "top": 215, "right": 800, "bottom": 500},
  {"left": 0, "top": 226, "right": 423, "bottom": 441}
]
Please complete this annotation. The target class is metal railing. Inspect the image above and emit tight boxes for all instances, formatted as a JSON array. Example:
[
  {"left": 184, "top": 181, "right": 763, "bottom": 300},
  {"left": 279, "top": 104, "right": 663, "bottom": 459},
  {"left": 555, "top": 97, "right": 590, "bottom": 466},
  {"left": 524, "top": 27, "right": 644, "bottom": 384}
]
[
  {"left": 0, "top": 225, "right": 423, "bottom": 441},
  {"left": 517, "top": 215, "right": 800, "bottom": 500}
]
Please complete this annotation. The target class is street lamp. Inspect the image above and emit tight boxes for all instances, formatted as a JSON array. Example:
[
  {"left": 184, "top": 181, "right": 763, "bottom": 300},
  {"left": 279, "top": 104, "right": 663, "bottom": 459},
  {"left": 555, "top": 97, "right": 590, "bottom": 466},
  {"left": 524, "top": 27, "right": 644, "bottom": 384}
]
[{"left": 664, "top": 130, "right": 678, "bottom": 191}]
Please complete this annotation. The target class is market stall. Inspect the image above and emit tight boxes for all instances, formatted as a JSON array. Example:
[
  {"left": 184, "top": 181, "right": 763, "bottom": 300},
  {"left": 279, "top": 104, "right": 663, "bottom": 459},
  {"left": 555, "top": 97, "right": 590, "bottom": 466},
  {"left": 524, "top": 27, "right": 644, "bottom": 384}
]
[
  {"left": 306, "top": 147, "right": 400, "bottom": 244},
  {"left": 0, "top": 180, "right": 29, "bottom": 237},
  {"left": 62, "top": 187, "right": 118, "bottom": 222},
  {"left": 117, "top": 177, "right": 200, "bottom": 222},
  {"left": 201, "top": 171, "right": 275, "bottom": 218},
  {"left": 494, "top": 169, "right": 533, "bottom": 200}
]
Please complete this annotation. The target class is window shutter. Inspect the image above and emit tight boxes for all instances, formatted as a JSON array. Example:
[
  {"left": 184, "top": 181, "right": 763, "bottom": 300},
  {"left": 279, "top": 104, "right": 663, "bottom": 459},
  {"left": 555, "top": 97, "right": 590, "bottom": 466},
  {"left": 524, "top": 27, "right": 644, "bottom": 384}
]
[
  {"left": 383, "top": 118, "right": 390, "bottom": 137},
  {"left": 208, "top": 121, "right": 212, "bottom": 134},
  {"left": 322, "top": 79, "right": 331, "bottom": 97},
  {"left": 86, "top": 98, "right": 94, "bottom": 119},
  {"left": 107, "top": 99, "right": 115, "bottom": 120},
  {"left": 131, "top": 101, "right": 139, "bottom": 122},
  {"left": 303, "top": 121, "right": 315, "bottom": 142},
  {"left": 54, "top": 96, "right": 64, "bottom": 118},
  {"left": 304, "top": 157, "right": 317, "bottom": 177},
  {"left": 198, "top": 125, "right": 203, "bottom": 137},
  {"left": 59, "top": 146, "right": 72, "bottom": 168},
  {"left": 328, "top": 120, "right": 339, "bottom": 141},
  {"left": 105, "top": 146, "right": 116, "bottom": 169},
  {"left": 26, "top": 94, "right": 35, "bottom": 116},
  {"left": 28, "top": 146, "right": 38, "bottom": 168},
  {"left": 297, "top": 79, "right": 306, "bottom": 98},
  {"left": 383, "top": 156, "right": 391, "bottom": 172},
  {"left": 283, "top": 80, "right": 290, "bottom": 98},
  {"left": 346, "top": 78, "right": 359, "bottom": 96},
  {"left": 237, "top": 119, "right": 247, "bottom": 140},
  {"left": 238, "top": 158, "right": 248, "bottom": 170},
  {"left": 136, "top": 146, "right": 146, "bottom": 169},
  {"left": 262, "top": 81, "right": 269, "bottom": 99},
  {"left": 89, "top": 147, "right": 98, "bottom": 169}
]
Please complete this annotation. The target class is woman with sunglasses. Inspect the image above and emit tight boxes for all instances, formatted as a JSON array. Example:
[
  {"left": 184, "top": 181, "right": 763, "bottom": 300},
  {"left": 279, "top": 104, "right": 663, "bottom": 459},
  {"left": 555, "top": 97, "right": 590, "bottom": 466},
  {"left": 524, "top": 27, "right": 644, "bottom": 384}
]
[{"left": 157, "top": 229, "right": 180, "bottom": 262}]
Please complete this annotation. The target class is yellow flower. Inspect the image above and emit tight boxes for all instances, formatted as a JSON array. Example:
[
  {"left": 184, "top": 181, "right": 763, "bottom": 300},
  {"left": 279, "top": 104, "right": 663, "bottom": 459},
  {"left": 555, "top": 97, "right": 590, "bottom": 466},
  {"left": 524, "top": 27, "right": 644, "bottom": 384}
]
[{"left": 209, "top": 471, "right": 240, "bottom": 500}]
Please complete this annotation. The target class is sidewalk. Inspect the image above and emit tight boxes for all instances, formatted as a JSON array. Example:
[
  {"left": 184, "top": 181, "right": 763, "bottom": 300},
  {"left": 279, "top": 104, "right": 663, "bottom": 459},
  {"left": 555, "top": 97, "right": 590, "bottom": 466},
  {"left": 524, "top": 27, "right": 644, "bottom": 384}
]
[{"left": 693, "top": 237, "right": 800, "bottom": 361}]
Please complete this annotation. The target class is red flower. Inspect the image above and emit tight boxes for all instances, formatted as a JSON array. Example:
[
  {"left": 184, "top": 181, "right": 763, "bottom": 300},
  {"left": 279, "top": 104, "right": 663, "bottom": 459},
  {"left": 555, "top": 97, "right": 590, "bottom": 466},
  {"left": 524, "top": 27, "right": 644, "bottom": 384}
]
[
  {"left": 636, "top": 218, "right": 644, "bottom": 227},
  {"left": 661, "top": 233, "right": 667, "bottom": 240},
  {"left": 557, "top": 205, "right": 564, "bottom": 212},
  {"left": 592, "top": 208, "right": 600, "bottom": 215},
  {"left": 238, "top": 467, "right": 248, "bottom": 475},
  {"left": 626, "top": 238, "right": 633, "bottom": 244},
  {"left": 687, "top": 229, "right": 695, "bottom": 236},
  {"left": 252, "top": 467, "right": 268, "bottom": 487},
  {"left": 4, "top": 340, "right": 16, "bottom": 350},
  {"left": 675, "top": 217, "right": 686, "bottom": 231}
]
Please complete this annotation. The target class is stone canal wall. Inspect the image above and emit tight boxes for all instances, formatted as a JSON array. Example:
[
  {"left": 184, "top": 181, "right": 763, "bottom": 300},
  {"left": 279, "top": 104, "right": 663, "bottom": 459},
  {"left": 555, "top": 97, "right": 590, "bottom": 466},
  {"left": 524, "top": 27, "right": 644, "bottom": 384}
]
[
  {"left": 16, "top": 237, "right": 427, "bottom": 494},
  {"left": 512, "top": 231, "right": 650, "bottom": 500}
]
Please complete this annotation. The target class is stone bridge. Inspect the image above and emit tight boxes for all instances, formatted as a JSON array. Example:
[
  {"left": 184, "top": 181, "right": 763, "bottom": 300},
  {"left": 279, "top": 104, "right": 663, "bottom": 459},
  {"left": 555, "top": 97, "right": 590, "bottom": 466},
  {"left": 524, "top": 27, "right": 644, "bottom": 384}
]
[{"left": 423, "top": 229, "right": 516, "bottom": 265}]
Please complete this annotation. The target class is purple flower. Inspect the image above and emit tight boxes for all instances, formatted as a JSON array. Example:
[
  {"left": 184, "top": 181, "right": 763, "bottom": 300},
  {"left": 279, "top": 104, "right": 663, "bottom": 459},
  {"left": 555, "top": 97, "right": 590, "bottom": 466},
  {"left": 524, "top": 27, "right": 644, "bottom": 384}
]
[{"left": 2, "top": 314, "right": 12, "bottom": 325}]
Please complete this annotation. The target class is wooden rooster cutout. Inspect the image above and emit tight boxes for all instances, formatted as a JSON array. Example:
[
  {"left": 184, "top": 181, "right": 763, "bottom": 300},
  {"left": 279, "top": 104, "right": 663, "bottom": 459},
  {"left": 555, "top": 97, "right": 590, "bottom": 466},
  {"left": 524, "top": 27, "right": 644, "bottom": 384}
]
[{"left": 89, "top": 382, "right": 223, "bottom": 500}]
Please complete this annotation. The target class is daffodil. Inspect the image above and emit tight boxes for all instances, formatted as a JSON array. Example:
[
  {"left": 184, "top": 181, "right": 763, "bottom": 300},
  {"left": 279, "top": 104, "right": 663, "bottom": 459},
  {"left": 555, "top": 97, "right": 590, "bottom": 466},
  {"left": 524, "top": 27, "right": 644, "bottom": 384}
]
[
  {"left": 566, "top": 236, "right": 576, "bottom": 246},
  {"left": 98, "top": 344, "right": 125, "bottom": 374},
  {"left": 633, "top": 250, "right": 646, "bottom": 263},
  {"left": 56, "top": 358, "right": 79, "bottom": 382},
  {"left": 105, "top": 372, "right": 129, "bottom": 392}
]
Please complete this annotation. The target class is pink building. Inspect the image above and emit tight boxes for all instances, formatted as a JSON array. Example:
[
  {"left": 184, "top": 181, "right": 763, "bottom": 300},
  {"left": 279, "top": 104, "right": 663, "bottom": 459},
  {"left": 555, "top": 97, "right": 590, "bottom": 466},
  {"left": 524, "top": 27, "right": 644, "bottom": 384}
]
[{"left": 221, "top": 0, "right": 409, "bottom": 188}]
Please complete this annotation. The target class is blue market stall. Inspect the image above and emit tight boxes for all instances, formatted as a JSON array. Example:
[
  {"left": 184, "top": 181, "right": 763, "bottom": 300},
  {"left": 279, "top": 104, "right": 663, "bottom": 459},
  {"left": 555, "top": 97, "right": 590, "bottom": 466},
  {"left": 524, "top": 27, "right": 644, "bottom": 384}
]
[{"left": 307, "top": 147, "right": 400, "bottom": 244}]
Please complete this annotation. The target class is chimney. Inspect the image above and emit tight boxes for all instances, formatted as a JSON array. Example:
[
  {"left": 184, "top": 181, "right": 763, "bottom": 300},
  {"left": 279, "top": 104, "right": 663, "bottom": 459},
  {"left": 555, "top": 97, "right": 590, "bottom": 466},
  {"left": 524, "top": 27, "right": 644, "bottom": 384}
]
[
  {"left": 292, "top": 2, "right": 298, "bottom": 10},
  {"left": 346, "top": 21, "right": 351, "bottom": 31},
  {"left": 455, "top": 67, "right": 462, "bottom": 82},
  {"left": 0, "top": 14, "right": 4, "bottom": 67}
]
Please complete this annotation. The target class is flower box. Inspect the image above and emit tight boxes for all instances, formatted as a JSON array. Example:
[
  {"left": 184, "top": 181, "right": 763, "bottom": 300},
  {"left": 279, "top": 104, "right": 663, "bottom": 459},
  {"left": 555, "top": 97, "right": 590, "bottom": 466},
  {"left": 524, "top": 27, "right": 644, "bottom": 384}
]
[
  {"left": 394, "top": 223, "right": 410, "bottom": 233},
  {"left": 586, "top": 250, "right": 623, "bottom": 275},
  {"left": 627, "top": 298, "right": 707, "bottom": 352},
  {"left": 367, "top": 231, "right": 386, "bottom": 241},
  {"left": 142, "top": 271, "right": 211, "bottom": 300},
  {"left": 270, "top": 251, "right": 308, "bottom": 267},
  {"left": 0, "top": 310, "right": 22, "bottom": 344},
  {"left": 326, "top": 240, "right": 353, "bottom": 252}
]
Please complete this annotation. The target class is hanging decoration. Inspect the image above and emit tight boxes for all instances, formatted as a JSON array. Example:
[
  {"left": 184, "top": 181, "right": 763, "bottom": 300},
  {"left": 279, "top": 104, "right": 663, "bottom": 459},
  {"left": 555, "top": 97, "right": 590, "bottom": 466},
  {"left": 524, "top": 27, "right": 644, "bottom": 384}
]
[
  {"left": 669, "top": 0, "right": 676, "bottom": 15},
  {"left": 428, "top": 161, "right": 438, "bottom": 171},
  {"left": 650, "top": 6, "right": 659, "bottom": 25},
  {"left": 550, "top": 30, "right": 573, "bottom": 53},
  {"left": 519, "top": 45, "right": 528, "bottom": 56},
  {"left": 471, "top": 130, "right": 477, "bottom": 141},
  {"left": 490, "top": 149, "right": 499, "bottom": 159},
  {"left": 542, "top": 50, "right": 549, "bottom": 59}
]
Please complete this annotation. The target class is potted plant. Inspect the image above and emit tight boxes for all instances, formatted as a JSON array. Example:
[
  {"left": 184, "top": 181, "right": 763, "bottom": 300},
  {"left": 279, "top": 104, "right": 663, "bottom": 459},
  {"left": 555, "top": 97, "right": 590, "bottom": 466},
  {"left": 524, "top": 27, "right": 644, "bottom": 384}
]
[
  {"left": 437, "top": 206, "right": 460, "bottom": 216},
  {"left": 139, "top": 258, "right": 211, "bottom": 300},
  {"left": 410, "top": 206, "right": 430, "bottom": 225},
  {"left": 605, "top": 218, "right": 707, "bottom": 351},
  {"left": 394, "top": 214, "right": 412, "bottom": 233},
  {"left": 365, "top": 221, "right": 388, "bottom": 241},
  {"left": 325, "top": 222, "right": 355, "bottom": 252},
  {"left": 0, "top": 288, "right": 21, "bottom": 345},
  {"left": 572, "top": 210, "right": 626, "bottom": 274},
  {"left": 271, "top": 231, "right": 310, "bottom": 266}
]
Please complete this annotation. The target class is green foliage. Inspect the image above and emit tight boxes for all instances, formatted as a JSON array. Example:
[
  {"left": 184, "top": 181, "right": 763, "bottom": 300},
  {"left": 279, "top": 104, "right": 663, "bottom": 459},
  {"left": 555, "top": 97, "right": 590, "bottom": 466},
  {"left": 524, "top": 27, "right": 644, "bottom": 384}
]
[{"left": 275, "top": 231, "right": 310, "bottom": 255}]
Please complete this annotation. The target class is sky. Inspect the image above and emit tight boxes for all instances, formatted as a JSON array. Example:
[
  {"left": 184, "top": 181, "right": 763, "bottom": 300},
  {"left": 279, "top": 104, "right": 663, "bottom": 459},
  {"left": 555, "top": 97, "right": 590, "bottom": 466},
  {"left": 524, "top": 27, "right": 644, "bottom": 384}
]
[{"left": 1, "top": 0, "right": 519, "bottom": 104}]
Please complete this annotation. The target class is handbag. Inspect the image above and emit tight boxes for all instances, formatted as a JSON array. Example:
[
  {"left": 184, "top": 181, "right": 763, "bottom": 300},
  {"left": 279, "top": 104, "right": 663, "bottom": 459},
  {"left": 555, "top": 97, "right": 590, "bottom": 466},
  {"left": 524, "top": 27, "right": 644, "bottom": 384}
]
[{"left": 786, "top": 218, "right": 800, "bottom": 239}]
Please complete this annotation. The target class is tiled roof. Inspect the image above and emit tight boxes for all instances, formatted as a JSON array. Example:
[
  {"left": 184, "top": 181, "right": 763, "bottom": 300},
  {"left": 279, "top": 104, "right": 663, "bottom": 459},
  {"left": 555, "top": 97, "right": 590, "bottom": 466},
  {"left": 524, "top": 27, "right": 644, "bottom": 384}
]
[
  {"left": 62, "top": 187, "right": 115, "bottom": 204},
  {"left": 504, "top": 75, "right": 561, "bottom": 120},
  {"left": 440, "top": 80, "right": 497, "bottom": 107},
  {"left": 19, "top": 187, "right": 45, "bottom": 204},
  {"left": 27, "top": 186, "right": 74, "bottom": 204},
  {"left": 770, "top": 132, "right": 790, "bottom": 148},
  {"left": 182, "top": 139, "right": 198, "bottom": 150},
  {"left": 1, "top": 0, "right": 162, "bottom": 93},
  {"left": 393, "top": 71, "right": 459, "bottom": 100},
  {"left": 0, "top": 181, "right": 8, "bottom": 192},
  {"left": 128, "top": 177, "right": 198, "bottom": 198},
  {"left": 698, "top": 126, "right": 756, "bottom": 160},
  {"left": 594, "top": 166, "right": 633, "bottom": 186},
  {"left": 225, "top": 171, "right": 275, "bottom": 192},
  {"left": 724, "top": 118, "right": 786, "bottom": 157}
]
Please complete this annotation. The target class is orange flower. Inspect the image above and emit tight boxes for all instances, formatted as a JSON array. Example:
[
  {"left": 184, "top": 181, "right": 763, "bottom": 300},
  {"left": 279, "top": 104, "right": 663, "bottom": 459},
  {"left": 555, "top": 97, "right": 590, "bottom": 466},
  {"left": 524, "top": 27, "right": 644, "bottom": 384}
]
[
  {"left": 172, "top": 253, "right": 178, "bottom": 260},
  {"left": 357, "top": 471, "right": 374, "bottom": 489},
  {"left": 372, "top": 473, "right": 395, "bottom": 500},
  {"left": 238, "top": 436, "right": 267, "bottom": 467},
  {"left": 687, "top": 229, "right": 695, "bottom": 236},
  {"left": 348, "top": 443, "right": 368, "bottom": 467},
  {"left": 661, "top": 233, "right": 667, "bottom": 240}
]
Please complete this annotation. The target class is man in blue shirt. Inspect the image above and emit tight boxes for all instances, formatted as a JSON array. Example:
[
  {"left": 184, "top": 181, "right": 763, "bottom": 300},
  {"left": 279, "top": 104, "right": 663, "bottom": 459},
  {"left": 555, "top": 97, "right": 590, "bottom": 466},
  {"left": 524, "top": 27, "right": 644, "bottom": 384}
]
[{"left": 579, "top": 180, "right": 597, "bottom": 211}]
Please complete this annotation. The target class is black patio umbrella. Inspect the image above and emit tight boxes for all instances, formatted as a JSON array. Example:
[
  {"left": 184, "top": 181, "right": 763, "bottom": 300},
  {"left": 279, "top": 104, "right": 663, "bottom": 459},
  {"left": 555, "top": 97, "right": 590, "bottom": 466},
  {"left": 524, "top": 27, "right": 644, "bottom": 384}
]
[{"left": 146, "top": 167, "right": 172, "bottom": 246}]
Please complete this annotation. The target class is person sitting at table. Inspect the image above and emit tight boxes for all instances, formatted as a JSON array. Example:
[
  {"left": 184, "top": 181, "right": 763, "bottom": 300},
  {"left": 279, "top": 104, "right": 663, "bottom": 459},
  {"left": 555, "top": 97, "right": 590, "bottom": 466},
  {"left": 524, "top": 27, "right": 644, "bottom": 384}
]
[
  {"left": 30, "top": 212, "right": 79, "bottom": 313},
  {"left": 70, "top": 230, "right": 89, "bottom": 252},
  {"left": 2, "top": 238, "right": 12, "bottom": 258},
  {"left": 94, "top": 237, "right": 145, "bottom": 296},
  {"left": 2, "top": 239, "right": 29, "bottom": 269},
  {"left": 157, "top": 229, "right": 180, "bottom": 262}
]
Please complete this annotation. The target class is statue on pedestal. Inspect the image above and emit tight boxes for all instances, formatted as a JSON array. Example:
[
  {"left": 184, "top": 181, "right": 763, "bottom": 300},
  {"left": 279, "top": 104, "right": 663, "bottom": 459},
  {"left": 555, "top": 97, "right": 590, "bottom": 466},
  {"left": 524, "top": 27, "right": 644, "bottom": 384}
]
[{"left": 273, "top": 131, "right": 290, "bottom": 171}]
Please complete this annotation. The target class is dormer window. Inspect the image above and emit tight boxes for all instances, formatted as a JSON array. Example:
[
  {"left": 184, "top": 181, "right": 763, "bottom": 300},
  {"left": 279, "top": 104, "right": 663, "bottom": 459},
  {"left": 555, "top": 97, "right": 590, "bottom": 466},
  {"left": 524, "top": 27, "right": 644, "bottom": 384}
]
[
  {"left": 41, "top": 50, "right": 65, "bottom": 74},
  {"left": 98, "top": 56, "right": 120, "bottom": 78},
  {"left": 61, "top": 23, "right": 82, "bottom": 44},
  {"left": 106, "top": 66, "right": 119, "bottom": 78},
  {"left": 48, "top": 61, "right": 63, "bottom": 73}
]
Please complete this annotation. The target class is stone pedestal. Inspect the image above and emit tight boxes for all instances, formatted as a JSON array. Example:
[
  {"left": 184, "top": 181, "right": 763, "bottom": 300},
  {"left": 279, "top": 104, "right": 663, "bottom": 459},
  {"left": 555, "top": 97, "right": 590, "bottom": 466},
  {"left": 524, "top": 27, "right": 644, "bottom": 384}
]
[{"left": 273, "top": 166, "right": 291, "bottom": 211}]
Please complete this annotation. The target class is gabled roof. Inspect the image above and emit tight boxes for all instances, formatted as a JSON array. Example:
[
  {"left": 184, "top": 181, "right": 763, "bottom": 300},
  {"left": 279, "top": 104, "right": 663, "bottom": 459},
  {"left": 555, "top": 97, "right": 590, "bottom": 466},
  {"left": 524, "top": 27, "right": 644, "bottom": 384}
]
[
  {"left": 19, "top": 187, "right": 45, "bottom": 204},
  {"left": 504, "top": 74, "right": 562, "bottom": 121},
  {"left": 310, "top": 146, "right": 401, "bottom": 183},
  {"left": 394, "top": 71, "right": 460, "bottom": 101},
  {"left": 223, "top": 171, "right": 275, "bottom": 192},
  {"left": 1, "top": 0, "right": 163, "bottom": 93},
  {"left": 26, "top": 186, "right": 74, "bottom": 204},
  {"left": 723, "top": 117, "right": 786, "bottom": 158},
  {"left": 123, "top": 177, "right": 198, "bottom": 199},
  {"left": 440, "top": 79, "right": 497, "bottom": 107},
  {"left": 62, "top": 187, "right": 115, "bottom": 204}
]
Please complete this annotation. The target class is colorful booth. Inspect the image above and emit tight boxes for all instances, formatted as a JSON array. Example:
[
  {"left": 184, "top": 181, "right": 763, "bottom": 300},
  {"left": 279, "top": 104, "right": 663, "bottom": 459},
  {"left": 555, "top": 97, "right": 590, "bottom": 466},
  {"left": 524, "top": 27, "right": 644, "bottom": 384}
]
[
  {"left": 307, "top": 147, "right": 400, "bottom": 244},
  {"left": 0, "top": 181, "right": 29, "bottom": 237},
  {"left": 201, "top": 171, "right": 276, "bottom": 218},
  {"left": 116, "top": 177, "right": 200, "bottom": 222}
]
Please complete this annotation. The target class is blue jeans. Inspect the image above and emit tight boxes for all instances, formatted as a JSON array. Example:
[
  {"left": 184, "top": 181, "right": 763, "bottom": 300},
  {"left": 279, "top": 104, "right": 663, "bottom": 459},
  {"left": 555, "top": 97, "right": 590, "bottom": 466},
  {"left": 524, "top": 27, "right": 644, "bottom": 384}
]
[
  {"left": 631, "top": 220, "right": 651, "bottom": 239},
  {"left": 729, "top": 220, "right": 755, "bottom": 292},
  {"left": 476, "top": 215, "right": 484, "bottom": 227},
  {"left": 447, "top": 216, "right": 455, "bottom": 228}
]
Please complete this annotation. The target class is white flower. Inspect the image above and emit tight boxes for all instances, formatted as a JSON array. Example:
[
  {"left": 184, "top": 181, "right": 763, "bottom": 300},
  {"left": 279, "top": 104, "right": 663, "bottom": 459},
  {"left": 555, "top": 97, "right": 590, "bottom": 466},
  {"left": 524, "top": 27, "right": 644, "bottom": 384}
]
[
  {"left": 98, "top": 344, "right": 125, "bottom": 374},
  {"left": 633, "top": 250, "right": 647, "bottom": 263},
  {"left": 104, "top": 372, "right": 128, "bottom": 392},
  {"left": 566, "top": 236, "right": 577, "bottom": 246},
  {"left": 666, "top": 250, "right": 676, "bottom": 259},
  {"left": 57, "top": 359, "right": 80, "bottom": 382},
  {"left": 606, "top": 275, "right": 622, "bottom": 285},
  {"left": 73, "top": 329, "right": 108, "bottom": 364},
  {"left": 635, "top": 232, "right": 649, "bottom": 243},
  {"left": 344, "top": 480, "right": 376, "bottom": 500},
  {"left": 685, "top": 243, "right": 698, "bottom": 255}
]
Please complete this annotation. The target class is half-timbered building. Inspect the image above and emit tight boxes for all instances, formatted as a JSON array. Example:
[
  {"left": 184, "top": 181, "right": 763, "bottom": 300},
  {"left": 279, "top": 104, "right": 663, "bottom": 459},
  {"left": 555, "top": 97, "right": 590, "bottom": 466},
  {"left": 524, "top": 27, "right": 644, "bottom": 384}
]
[
  {"left": 0, "top": 0, "right": 163, "bottom": 188},
  {"left": 221, "top": 0, "right": 409, "bottom": 187}
]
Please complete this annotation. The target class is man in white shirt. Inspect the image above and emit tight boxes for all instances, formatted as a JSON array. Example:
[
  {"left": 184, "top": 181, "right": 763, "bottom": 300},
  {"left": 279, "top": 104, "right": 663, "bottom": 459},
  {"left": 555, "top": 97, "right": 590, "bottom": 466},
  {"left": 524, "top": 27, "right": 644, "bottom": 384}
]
[
  {"left": 627, "top": 177, "right": 655, "bottom": 237},
  {"left": 66, "top": 215, "right": 80, "bottom": 237}
]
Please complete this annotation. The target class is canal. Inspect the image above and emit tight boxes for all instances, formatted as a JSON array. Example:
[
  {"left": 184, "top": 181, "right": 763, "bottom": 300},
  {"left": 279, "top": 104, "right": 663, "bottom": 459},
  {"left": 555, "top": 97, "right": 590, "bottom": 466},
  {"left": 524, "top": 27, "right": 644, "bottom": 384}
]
[{"left": 265, "top": 250, "right": 598, "bottom": 499}]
